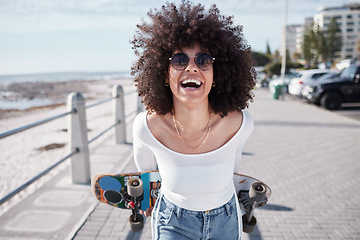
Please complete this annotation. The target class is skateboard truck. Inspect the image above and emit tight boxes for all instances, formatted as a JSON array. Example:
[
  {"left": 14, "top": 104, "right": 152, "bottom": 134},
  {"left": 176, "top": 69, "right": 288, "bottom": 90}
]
[
  {"left": 127, "top": 177, "right": 144, "bottom": 232},
  {"left": 238, "top": 182, "right": 267, "bottom": 233}
]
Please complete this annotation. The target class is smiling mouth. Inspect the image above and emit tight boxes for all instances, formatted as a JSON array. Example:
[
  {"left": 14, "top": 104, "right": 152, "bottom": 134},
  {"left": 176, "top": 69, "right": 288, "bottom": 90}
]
[{"left": 180, "top": 79, "right": 202, "bottom": 89}]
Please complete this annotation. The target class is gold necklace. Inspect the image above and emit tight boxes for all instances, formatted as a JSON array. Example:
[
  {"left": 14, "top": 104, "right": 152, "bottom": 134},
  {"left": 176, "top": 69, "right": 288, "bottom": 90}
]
[
  {"left": 172, "top": 112, "right": 213, "bottom": 149},
  {"left": 173, "top": 114, "right": 212, "bottom": 142}
]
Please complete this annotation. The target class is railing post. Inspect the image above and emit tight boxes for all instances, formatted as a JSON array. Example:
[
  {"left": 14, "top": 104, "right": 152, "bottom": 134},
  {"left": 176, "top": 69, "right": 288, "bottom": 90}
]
[
  {"left": 67, "top": 92, "right": 90, "bottom": 184},
  {"left": 113, "top": 85, "right": 126, "bottom": 144}
]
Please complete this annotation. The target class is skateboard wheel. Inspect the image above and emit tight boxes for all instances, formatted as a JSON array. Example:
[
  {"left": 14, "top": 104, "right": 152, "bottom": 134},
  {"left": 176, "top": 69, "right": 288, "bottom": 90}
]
[
  {"left": 129, "top": 214, "right": 144, "bottom": 232},
  {"left": 103, "top": 190, "right": 123, "bottom": 204},
  {"left": 151, "top": 189, "right": 160, "bottom": 199},
  {"left": 249, "top": 182, "right": 266, "bottom": 202},
  {"left": 128, "top": 177, "right": 144, "bottom": 197},
  {"left": 242, "top": 214, "right": 256, "bottom": 233}
]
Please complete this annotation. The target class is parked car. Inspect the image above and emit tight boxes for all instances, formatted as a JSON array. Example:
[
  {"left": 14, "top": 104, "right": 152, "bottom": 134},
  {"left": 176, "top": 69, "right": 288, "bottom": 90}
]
[
  {"left": 301, "top": 72, "right": 340, "bottom": 97},
  {"left": 305, "top": 65, "right": 360, "bottom": 110},
  {"left": 254, "top": 66, "right": 267, "bottom": 87},
  {"left": 288, "top": 69, "right": 334, "bottom": 97},
  {"left": 268, "top": 72, "right": 301, "bottom": 93}
]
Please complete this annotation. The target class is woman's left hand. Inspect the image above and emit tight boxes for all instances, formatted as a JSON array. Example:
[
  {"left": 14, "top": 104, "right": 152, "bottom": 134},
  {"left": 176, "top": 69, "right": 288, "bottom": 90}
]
[{"left": 140, "top": 207, "right": 153, "bottom": 217}]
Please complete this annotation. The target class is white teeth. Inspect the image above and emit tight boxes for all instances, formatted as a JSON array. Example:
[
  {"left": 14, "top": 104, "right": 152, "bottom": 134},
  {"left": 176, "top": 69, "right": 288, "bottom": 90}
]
[{"left": 181, "top": 79, "right": 201, "bottom": 85}]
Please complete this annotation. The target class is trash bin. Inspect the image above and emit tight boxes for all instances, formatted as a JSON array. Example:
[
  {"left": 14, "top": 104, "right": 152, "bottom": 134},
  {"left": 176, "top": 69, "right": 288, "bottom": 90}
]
[{"left": 272, "top": 84, "right": 283, "bottom": 100}]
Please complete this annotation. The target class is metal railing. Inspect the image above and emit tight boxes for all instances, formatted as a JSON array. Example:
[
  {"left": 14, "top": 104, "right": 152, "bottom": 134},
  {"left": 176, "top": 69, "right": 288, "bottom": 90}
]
[
  {"left": 0, "top": 84, "right": 142, "bottom": 206},
  {"left": 0, "top": 111, "right": 74, "bottom": 139}
]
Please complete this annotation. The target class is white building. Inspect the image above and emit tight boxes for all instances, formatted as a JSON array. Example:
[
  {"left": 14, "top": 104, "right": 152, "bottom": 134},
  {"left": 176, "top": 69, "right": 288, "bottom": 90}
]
[
  {"left": 283, "top": 24, "right": 302, "bottom": 62},
  {"left": 314, "top": 3, "right": 360, "bottom": 61}
]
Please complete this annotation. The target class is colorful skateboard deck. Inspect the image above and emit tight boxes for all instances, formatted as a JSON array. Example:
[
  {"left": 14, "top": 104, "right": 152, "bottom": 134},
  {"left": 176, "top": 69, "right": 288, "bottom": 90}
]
[
  {"left": 92, "top": 171, "right": 161, "bottom": 211},
  {"left": 92, "top": 171, "right": 271, "bottom": 211}
]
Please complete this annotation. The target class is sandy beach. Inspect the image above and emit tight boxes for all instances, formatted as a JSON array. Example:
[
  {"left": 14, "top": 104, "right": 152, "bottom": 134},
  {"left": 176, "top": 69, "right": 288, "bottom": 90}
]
[{"left": 0, "top": 78, "right": 138, "bottom": 201}]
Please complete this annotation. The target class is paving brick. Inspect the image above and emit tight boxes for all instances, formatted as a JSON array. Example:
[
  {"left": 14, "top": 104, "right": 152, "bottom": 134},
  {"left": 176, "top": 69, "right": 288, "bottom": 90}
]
[
  {"left": 73, "top": 236, "right": 96, "bottom": 240},
  {"left": 282, "top": 231, "right": 297, "bottom": 240},
  {"left": 97, "top": 226, "right": 113, "bottom": 237}
]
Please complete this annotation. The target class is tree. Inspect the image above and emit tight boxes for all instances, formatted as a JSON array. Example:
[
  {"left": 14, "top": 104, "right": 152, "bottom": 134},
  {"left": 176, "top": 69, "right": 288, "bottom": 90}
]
[
  {"left": 326, "top": 17, "right": 342, "bottom": 63},
  {"left": 252, "top": 51, "right": 271, "bottom": 66},
  {"left": 302, "top": 18, "right": 342, "bottom": 67},
  {"left": 266, "top": 41, "right": 272, "bottom": 56},
  {"left": 264, "top": 61, "right": 303, "bottom": 77},
  {"left": 309, "top": 24, "right": 320, "bottom": 63},
  {"left": 293, "top": 52, "right": 301, "bottom": 62},
  {"left": 285, "top": 49, "right": 291, "bottom": 63},
  {"left": 317, "top": 25, "right": 329, "bottom": 62},
  {"left": 303, "top": 28, "right": 315, "bottom": 68},
  {"left": 273, "top": 50, "right": 281, "bottom": 62}
]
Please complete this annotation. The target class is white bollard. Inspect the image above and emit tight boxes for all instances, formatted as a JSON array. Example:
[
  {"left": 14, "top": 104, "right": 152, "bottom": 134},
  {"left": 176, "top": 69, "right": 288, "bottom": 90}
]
[
  {"left": 67, "top": 92, "right": 90, "bottom": 184},
  {"left": 112, "top": 85, "right": 126, "bottom": 144}
]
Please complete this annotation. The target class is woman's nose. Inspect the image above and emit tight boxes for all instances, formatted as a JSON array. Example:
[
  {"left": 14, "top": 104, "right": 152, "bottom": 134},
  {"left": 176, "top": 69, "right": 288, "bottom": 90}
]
[{"left": 185, "top": 58, "right": 198, "bottom": 72}]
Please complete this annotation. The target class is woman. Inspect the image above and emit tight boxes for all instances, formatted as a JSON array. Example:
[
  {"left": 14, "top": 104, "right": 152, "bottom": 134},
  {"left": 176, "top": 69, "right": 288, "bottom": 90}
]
[{"left": 131, "top": 1, "right": 255, "bottom": 239}]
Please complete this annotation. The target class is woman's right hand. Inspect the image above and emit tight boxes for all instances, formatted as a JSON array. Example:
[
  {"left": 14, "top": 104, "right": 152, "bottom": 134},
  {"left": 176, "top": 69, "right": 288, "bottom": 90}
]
[{"left": 140, "top": 207, "right": 153, "bottom": 217}]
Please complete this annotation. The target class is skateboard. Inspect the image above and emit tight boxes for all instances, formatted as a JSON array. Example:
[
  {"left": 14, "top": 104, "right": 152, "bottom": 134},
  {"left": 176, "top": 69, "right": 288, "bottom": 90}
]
[
  {"left": 233, "top": 173, "right": 272, "bottom": 233},
  {"left": 91, "top": 171, "right": 271, "bottom": 233},
  {"left": 91, "top": 171, "right": 161, "bottom": 232}
]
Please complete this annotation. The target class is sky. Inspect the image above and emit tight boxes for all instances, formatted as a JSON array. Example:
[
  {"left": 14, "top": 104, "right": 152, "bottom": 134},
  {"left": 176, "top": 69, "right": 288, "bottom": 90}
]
[{"left": 0, "top": 0, "right": 357, "bottom": 75}]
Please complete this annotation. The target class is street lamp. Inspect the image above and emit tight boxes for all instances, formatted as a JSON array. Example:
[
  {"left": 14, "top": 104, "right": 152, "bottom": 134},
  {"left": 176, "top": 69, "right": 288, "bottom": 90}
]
[{"left": 280, "top": 0, "right": 288, "bottom": 100}]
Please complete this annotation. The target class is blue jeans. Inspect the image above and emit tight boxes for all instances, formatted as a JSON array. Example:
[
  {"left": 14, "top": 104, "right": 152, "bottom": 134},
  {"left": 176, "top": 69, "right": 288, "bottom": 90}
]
[{"left": 151, "top": 193, "right": 241, "bottom": 240}]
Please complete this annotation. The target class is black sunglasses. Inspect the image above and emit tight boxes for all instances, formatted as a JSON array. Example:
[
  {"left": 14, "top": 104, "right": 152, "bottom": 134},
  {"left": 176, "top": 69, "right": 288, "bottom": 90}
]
[{"left": 169, "top": 53, "right": 215, "bottom": 71}]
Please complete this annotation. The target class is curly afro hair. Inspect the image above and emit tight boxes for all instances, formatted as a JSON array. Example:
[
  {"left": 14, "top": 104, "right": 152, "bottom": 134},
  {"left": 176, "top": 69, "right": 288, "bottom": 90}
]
[{"left": 131, "top": 0, "right": 256, "bottom": 117}]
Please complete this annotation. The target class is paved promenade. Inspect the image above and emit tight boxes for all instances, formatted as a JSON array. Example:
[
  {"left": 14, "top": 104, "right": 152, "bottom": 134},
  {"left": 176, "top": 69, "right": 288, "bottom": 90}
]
[{"left": 1, "top": 87, "right": 359, "bottom": 240}]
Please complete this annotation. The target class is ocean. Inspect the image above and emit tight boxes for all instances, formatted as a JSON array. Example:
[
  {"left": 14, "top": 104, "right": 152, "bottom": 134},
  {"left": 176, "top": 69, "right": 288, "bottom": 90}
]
[
  {"left": 0, "top": 71, "right": 131, "bottom": 84},
  {"left": 0, "top": 71, "right": 131, "bottom": 110}
]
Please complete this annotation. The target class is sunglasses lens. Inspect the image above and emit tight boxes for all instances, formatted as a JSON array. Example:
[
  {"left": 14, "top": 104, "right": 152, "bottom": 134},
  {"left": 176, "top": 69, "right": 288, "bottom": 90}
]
[
  {"left": 195, "top": 53, "right": 214, "bottom": 70},
  {"left": 171, "top": 53, "right": 189, "bottom": 70}
]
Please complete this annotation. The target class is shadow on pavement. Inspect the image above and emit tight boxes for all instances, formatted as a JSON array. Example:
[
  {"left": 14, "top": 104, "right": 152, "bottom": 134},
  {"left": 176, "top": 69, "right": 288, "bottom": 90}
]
[
  {"left": 126, "top": 231, "right": 142, "bottom": 240},
  {"left": 248, "top": 224, "right": 262, "bottom": 240},
  {"left": 338, "top": 106, "right": 360, "bottom": 111},
  {"left": 242, "top": 152, "right": 254, "bottom": 156},
  {"left": 260, "top": 203, "right": 294, "bottom": 212},
  {"left": 245, "top": 204, "right": 294, "bottom": 240},
  {"left": 255, "top": 120, "right": 360, "bottom": 129}
]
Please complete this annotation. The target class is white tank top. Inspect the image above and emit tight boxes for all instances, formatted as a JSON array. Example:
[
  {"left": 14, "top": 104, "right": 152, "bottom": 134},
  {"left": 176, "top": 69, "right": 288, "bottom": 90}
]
[{"left": 132, "top": 110, "right": 253, "bottom": 211}]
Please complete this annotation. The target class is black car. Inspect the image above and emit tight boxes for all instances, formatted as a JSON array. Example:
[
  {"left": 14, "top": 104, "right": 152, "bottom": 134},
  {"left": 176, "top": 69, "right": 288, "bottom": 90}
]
[{"left": 305, "top": 65, "right": 360, "bottom": 110}]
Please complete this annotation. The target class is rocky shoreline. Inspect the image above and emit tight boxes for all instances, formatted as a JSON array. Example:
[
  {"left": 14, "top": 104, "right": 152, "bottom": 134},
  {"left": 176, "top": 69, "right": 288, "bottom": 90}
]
[{"left": 0, "top": 78, "right": 133, "bottom": 119}]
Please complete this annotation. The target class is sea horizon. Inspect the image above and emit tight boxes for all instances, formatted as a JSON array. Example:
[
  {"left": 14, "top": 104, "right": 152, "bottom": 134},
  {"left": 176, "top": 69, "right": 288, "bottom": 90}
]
[{"left": 0, "top": 70, "right": 132, "bottom": 84}]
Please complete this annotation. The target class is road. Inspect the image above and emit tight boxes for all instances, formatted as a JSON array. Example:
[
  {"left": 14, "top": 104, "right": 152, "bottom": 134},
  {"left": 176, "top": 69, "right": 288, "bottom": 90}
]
[
  {"left": 284, "top": 92, "right": 360, "bottom": 122},
  {"left": 335, "top": 104, "right": 360, "bottom": 121}
]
